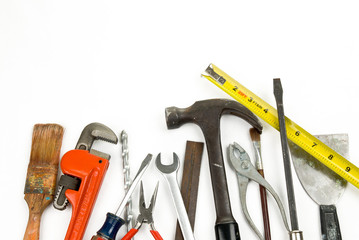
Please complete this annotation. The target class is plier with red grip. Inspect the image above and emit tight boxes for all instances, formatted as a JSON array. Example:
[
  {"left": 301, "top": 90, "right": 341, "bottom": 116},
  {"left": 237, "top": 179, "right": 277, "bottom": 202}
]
[{"left": 121, "top": 181, "right": 163, "bottom": 240}]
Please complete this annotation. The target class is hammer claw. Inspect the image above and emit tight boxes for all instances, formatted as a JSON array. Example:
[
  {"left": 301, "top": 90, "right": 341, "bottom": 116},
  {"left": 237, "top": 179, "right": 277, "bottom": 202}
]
[{"left": 166, "top": 99, "right": 262, "bottom": 240}]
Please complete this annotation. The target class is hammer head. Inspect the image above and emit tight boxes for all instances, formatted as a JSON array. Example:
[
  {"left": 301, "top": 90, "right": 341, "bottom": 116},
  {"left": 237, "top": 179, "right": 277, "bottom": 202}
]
[
  {"left": 165, "top": 99, "right": 262, "bottom": 133},
  {"left": 166, "top": 99, "right": 261, "bottom": 239}
]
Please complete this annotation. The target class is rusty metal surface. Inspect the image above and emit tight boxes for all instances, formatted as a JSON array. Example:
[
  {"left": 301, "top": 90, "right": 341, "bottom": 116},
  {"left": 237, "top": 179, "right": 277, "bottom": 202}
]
[{"left": 175, "top": 141, "right": 204, "bottom": 240}]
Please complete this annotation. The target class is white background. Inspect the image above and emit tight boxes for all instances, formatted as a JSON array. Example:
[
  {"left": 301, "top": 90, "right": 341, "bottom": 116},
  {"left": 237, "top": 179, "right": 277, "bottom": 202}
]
[{"left": 1, "top": 0, "right": 359, "bottom": 239}]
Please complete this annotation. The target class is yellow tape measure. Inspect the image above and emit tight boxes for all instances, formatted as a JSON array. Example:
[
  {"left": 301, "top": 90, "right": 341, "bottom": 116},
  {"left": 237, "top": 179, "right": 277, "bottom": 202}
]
[{"left": 202, "top": 64, "right": 359, "bottom": 189}]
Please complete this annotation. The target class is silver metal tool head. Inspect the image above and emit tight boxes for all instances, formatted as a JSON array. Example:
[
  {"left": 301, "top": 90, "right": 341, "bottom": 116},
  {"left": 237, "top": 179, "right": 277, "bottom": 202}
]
[
  {"left": 155, "top": 153, "right": 179, "bottom": 174},
  {"left": 273, "top": 78, "right": 283, "bottom": 102},
  {"left": 133, "top": 154, "right": 152, "bottom": 179},
  {"left": 135, "top": 181, "right": 160, "bottom": 231},
  {"left": 137, "top": 181, "right": 159, "bottom": 224},
  {"left": 290, "top": 134, "right": 349, "bottom": 206},
  {"left": 75, "top": 122, "right": 118, "bottom": 160},
  {"left": 228, "top": 142, "right": 291, "bottom": 235},
  {"left": 228, "top": 142, "right": 251, "bottom": 172},
  {"left": 149, "top": 182, "right": 159, "bottom": 210}
]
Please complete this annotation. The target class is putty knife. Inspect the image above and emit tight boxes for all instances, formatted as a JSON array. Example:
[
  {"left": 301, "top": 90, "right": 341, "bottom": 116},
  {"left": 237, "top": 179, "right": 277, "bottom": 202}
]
[{"left": 289, "top": 134, "right": 349, "bottom": 240}]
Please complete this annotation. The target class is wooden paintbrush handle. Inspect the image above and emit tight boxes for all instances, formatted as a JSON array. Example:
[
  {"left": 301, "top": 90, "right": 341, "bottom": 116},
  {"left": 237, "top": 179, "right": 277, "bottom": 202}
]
[
  {"left": 257, "top": 169, "right": 271, "bottom": 240},
  {"left": 24, "top": 194, "right": 53, "bottom": 240},
  {"left": 24, "top": 211, "right": 41, "bottom": 240}
]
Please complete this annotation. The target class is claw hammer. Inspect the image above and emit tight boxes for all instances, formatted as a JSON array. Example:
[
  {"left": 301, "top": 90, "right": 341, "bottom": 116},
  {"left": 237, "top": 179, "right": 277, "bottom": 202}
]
[
  {"left": 165, "top": 99, "right": 262, "bottom": 240},
  {"left": 53, "top": 122, "right": 118, "bottom": 240}
]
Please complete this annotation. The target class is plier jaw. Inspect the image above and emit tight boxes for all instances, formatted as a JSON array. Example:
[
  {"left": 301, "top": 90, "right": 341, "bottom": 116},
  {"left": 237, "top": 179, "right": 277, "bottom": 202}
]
[
  {"left": 121, "top": 182, "right": 163, "bottom": 240},
  {"left": 229, "top": 142, "right": 253, "bottom": 175}
]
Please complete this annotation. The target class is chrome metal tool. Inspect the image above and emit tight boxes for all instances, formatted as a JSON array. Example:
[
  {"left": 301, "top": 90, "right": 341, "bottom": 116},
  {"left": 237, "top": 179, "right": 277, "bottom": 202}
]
[
  {"left": 228, "top": 142, "right": 290, "bottom": 240},
  {"left": 120, "top": 130, "right": 135, "bottom": 235},
  {"left": 155, "top": 153, "right": 196, "bottom": 240}
]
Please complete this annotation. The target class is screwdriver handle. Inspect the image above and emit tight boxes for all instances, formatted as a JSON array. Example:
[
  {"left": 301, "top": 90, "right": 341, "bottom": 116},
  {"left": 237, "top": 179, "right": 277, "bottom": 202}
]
[{"left": 92, "top": 212, "right": 126, "bottom": 240}]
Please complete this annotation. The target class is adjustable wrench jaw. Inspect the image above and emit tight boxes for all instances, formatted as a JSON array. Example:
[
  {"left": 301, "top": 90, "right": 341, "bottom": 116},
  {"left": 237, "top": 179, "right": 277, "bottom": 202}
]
[
  {"left": 76, "top": 122, "right": 118, "bottom": 159},
  {"left": 53, "top": 123, "right": 118, "bottom": 240}
]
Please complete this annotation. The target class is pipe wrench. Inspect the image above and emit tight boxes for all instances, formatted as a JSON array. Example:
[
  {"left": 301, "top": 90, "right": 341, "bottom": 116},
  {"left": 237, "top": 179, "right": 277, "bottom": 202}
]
[{"left": 53, "top": 122, "right": 118, "bottom": 240}]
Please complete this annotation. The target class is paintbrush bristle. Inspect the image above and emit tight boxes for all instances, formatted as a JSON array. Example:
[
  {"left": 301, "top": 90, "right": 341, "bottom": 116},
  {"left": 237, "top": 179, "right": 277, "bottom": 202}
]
[
  {"left": 24, "top": 124, "right": 64, "bottom": 239},
  {"left": 249, "top": 128, "right": 261, "bottom": 142},
  {"left": 25, "top": 124, "right": 64, "bottom": 195},
  {"left": 30, "top": 124, "right": 64, "bottom": 165}
]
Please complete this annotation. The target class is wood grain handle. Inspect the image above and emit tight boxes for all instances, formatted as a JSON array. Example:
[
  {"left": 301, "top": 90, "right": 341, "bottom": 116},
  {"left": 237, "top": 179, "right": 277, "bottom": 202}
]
[
  {"left": 23, "top": 194, "right": 53, "bottom": 240},
  {"left": 24, "top": 211, "right": 42, "bottom": 240}
]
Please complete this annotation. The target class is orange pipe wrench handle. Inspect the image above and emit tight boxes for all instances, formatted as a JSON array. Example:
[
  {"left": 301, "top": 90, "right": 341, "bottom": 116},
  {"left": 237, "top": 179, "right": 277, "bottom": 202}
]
[
  {"left": 61, "top": 149, "right": 109, "bottom": 240},
  {"left": 53, "top": 122, "right": 118, "bottom": 240}
]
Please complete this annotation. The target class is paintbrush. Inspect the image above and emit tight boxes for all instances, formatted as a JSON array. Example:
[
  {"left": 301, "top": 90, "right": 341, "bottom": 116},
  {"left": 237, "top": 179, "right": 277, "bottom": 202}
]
[
  {"left": 23, "top": 124, "right": 64, "bottom": 240},
  {"left": 249, "top": 128, "right": 271, "bottom": 240}
]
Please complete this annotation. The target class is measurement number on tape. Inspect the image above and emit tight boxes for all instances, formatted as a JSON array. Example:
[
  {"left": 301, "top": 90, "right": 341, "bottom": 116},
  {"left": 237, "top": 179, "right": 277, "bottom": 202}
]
[{"left": 202, "top": 64, "right": 359, "bottom": 189}]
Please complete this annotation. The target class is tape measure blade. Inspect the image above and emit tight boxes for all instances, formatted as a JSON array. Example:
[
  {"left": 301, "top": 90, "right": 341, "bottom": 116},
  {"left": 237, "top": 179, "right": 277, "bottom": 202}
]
[
  {"left": 204, "top": 65, "right": 280, "bottom": 129},
  {"left": 202, "top": 64, "right": 359, "bottom": 189},
  {"left": 286, "top": 122, "right": 359, "bottom": 186}
]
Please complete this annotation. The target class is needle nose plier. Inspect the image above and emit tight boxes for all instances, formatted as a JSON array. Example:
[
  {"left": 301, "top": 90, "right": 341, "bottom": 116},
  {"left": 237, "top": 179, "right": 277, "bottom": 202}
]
[{"left": 121, "top": 181, "right": 163, "bottom": 240}]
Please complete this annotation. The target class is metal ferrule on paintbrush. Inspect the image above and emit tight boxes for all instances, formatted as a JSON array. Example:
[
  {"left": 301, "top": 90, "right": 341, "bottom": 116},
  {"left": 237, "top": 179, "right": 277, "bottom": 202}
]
[{"left": 250, "top": 131, "right": 263, "bottom": 171}]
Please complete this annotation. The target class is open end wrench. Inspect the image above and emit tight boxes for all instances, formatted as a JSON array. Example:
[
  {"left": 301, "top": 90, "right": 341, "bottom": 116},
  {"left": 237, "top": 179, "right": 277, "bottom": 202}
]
[{"left": 155, "top": 153, "right": 196, "bottom": 240}]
